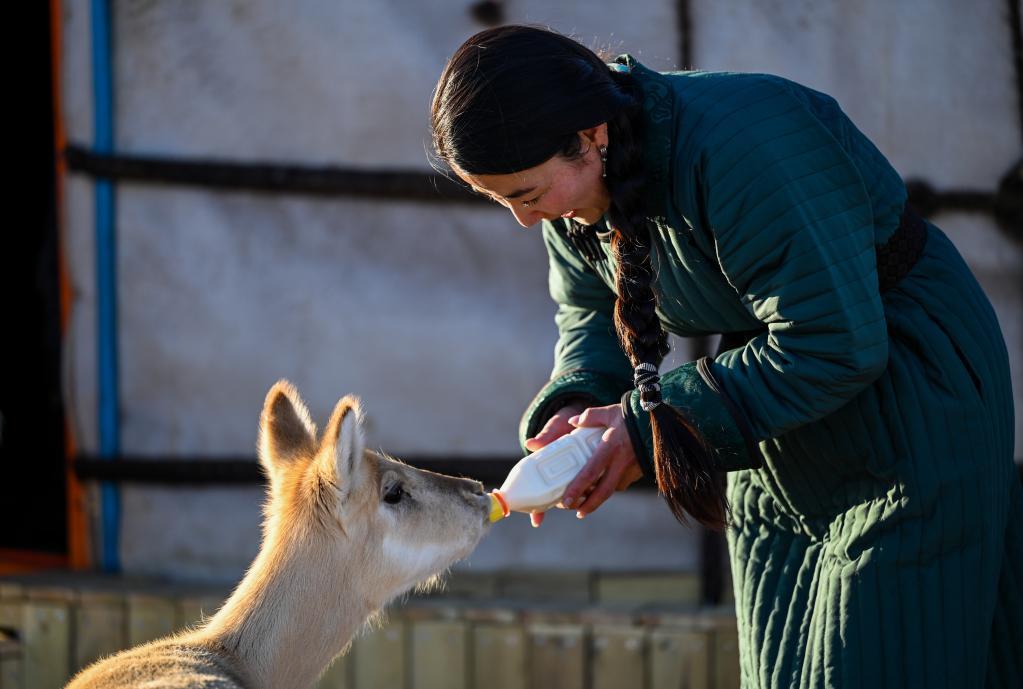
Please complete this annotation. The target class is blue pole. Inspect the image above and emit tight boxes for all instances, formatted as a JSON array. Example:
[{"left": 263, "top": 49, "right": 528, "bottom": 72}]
[{"left": 91, "top": 0, "right": 120, "bottom": 572}]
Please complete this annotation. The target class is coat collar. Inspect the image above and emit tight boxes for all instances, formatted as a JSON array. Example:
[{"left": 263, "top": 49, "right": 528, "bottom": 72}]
[
  {"left": 596, "top": 55, "right": 675, "bottom": 241},
  {"left": 613, "top": 54, "right": 675, "bottom": 219}
]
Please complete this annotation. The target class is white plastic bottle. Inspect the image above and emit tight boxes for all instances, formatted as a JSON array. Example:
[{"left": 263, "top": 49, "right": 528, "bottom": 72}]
[{"left": 488, "top": 426, "right": 604, "bottom": 521}]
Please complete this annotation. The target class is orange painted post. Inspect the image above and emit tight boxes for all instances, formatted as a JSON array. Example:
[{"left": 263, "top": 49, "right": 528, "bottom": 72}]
[{"left": 51, "top": 0, "right": 90, "bottom": 571}]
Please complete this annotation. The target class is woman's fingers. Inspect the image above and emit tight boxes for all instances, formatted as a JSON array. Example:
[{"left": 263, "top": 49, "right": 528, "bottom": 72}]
[
  {"left": 561, "top": 430, "right": 619, "bottom": 508},
  {"left": 525, "top": 402, "right": 640, "bottom": 519},
  {"left": 574, "top": 456, "right": 628, "bottom": 517},
  {"left": 561, "top": 403, "right": 642, "bottom": 516},
  {"left": 525, "top": 404, "right": 586, "bottom": 452},
  {"left": 568, "top": 405, "right": 616, "bottom": 429}
]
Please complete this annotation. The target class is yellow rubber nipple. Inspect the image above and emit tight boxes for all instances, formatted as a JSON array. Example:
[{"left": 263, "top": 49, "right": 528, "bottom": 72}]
[{"left": 488, "top": 492, "right": 509, "bottom": 522}]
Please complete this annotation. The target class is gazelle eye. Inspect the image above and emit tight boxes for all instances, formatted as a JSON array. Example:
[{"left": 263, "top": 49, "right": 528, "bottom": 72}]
[{"left": 383, "top": 483, "right": 404, "bottom": 505}]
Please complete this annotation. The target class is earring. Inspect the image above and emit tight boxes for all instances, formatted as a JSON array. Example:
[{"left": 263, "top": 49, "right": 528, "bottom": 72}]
[{"left": 599, "top": 144, "right": 608, "bottom": 178}]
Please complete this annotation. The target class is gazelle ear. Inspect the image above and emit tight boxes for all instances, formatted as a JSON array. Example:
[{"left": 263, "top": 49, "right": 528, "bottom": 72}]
[
  {"left": 259, "top": 380, "right": 316, "bottom": 482},
  {"left": 319, "top": 395, "right": 366, "bottom": 504}
]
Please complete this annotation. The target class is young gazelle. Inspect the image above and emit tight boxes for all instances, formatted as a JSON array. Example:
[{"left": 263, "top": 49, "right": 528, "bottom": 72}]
[{"left": 67, "top": 381, "right": 493, "bottom": 689}]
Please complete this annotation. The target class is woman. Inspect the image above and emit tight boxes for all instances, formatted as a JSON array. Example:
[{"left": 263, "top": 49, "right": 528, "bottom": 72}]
[{"left": 430, "top": 25, "right": 1021, "bottom": 688}]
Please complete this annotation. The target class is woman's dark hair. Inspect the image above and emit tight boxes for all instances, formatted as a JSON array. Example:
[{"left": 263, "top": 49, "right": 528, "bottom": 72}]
[{"left": 431, "top": 25, "right": 727, "bottom": 529}]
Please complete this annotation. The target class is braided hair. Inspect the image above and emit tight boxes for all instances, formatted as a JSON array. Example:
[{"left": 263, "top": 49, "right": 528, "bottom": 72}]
[{"left": 431, "top": 25, "right": 727, "bottom": 528}]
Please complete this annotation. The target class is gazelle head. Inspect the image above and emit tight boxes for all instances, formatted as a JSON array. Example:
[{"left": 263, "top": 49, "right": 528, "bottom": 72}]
[{"left": 257, "top": 380, "right": 492, "bottom": 608}]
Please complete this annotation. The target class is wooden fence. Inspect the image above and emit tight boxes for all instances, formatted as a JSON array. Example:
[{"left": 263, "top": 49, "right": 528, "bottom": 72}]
[{"left": 0, "top": 571, "right": 738, "bottom": 689}]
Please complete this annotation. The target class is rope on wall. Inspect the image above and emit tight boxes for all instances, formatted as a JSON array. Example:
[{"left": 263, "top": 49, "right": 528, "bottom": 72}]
[
  {"left": 72, "top": 454, "right": 657, "bottom": 490},
  {"left": 1007, "top": 0, "right": 1022, "bottom": 139},
  {"left": 63, "top": 145, "right": 485, "bottom": 204},
  {"left": 64, "top": 145, "right": 1020, "bottom": 236},
  {"left": 677, "top": 0, "right": 693, "bottom": 69}
]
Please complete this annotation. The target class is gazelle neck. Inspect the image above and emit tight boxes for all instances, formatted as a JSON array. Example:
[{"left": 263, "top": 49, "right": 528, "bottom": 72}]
[{"left": 200, "top": 529, "right": 372, "bottom": 689}]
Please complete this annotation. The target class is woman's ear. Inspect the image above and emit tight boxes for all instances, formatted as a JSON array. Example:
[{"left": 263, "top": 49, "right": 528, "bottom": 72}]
[{"left": 578, "top": 122, "right": 609, "bottom": 150}]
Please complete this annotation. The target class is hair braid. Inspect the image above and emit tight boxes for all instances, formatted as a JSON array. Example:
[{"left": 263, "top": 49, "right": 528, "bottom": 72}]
[{"left": 602, "top": 71, "right": 729, "bottom": 530}]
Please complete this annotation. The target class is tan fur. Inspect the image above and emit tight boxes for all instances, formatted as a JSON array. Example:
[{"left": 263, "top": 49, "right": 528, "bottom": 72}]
[{"left": 67, "top": 381, "right": 491, "bottom": 689}]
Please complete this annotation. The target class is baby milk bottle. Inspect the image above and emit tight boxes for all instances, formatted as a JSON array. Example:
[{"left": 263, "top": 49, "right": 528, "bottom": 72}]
[{"left": 488, "top": 426, "right": 604, "bottom": 522}]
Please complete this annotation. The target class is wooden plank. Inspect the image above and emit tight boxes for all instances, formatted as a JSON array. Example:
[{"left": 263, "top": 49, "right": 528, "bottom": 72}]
[
  {"left": 591, "top": 625, "right": 645, "bottom": 689},
  {"left": 472, "top": 624, "right": 526, "bottom": 689},
  {"left": 174, "top": 593, "right": 224, "bottom": 632},
  {"left": 595, "top": 573, "right": 700, "bottom": 605},
  {"left": 411, "top": 620, "right": 467, "bottom": 689},
  {"left": 0, "top": 633, "right": 23, "bottom": 689},
  {"left": 352, "top": 620, "right": 406, "bottom": 689},
  {"left": 649, "top": 628, "right": 711, "bottom": 689},
  {"left": 127, "top": 593, "right": 175, "bottom": 646},
  {"left": 720, "top": 559, "right": 735, "bottom": 605},
  {"left": 528, "top": 624, "right": 585, "bottom": 689},
  {"left": 315, "top": 649, "right": 351, "bottom": 689},
  {"left": 712, "top": 619, "right": 741, "bottom": 689},
  {"left": 23, "top": 597, "right": 71, "bottom": 689},
  {"left": 73, "top": 591, "right": 126, "bottom": 673},
  {"left": 0, "top": 583, "right": 23, "bottom": 634}
]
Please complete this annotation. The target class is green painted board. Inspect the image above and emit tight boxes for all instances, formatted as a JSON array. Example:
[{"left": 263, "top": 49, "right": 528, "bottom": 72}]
[
  {"left": 435, "top": 572, "right": 498, "bottom": 599},
  {"left": 411, "top": 620, "right": 467, "bottom": 689},
  {"left": 472, "top": 624, "right": 526, "bottom": 689},
  {"left": 23, "top": 601, "right": 70, "bottom": 689},
  {"left": 498, "top": 571, "right": 592, "bottom": 603},
  {"left": 127, "top": 594, "right": 175, "bottom": 646},
  {"left": 73, "top": 592, "right": 126, "bottom": 673},
  {"left": 0, "top": 635, "right": 22, "bottom": 689},
  {"left": 353, "top": 621, "right": 405, "bottom": 689},
  {"left": 595, "top": 573, "right": 700, "bottom": 605},
  {"left": 316, "top": 649, "right": 351, "bottom": 689},
  {"left": 591, "top": 626, "right": 645, "bottom": 689},
  {"left": 649, "top": 628, "right": 710, "bottom": 689},
  {"left": 528, "top": 624, "right": 584, "bottom": 689},
  {"left": 174, "top": 594, "right": 224, "bottom": 632},
  {"left": 713, "top": 622, "right": 740, "bottom": 689}
]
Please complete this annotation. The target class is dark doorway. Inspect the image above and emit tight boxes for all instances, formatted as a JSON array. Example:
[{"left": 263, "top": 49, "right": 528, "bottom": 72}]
[{"left": 0, "top": 0, "right": 67, "bottom": 556}]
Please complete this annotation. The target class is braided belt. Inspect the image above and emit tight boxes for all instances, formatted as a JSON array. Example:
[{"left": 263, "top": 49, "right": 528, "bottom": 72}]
[{"left": 716, "top": 205, "right": 927, "bottom": 355}]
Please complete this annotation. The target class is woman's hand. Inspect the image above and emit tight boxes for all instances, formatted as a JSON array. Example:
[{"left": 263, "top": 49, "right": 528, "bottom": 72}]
[
  {"left": 524, "top": 402, "right": 586, "bottom": 527},
  {"left": 524, "top": 403, "right": 643, "bottom": 527}
]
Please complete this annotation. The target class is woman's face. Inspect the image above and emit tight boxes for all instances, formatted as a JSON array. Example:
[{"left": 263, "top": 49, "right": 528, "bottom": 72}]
[{"left": 455, "top": 125, "right": 610, "bottom": 228}]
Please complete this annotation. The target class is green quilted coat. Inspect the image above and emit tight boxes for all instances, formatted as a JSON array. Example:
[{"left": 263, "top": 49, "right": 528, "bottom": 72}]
[{"left": 519, "top": 56, "right": 1021, "bottom": 688}]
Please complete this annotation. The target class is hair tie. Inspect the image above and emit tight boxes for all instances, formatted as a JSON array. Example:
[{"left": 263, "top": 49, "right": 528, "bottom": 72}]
[{"left": 634, "top": 362, "right": 662, "bottom": 412}]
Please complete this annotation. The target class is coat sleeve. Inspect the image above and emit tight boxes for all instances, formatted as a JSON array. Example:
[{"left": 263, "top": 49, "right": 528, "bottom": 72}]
[
  {"left": 624, "top": 77, "right": 889, "bottom": 470},
  {"left": 518, "top": 220, "right": 633, "bottom": 453}
]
